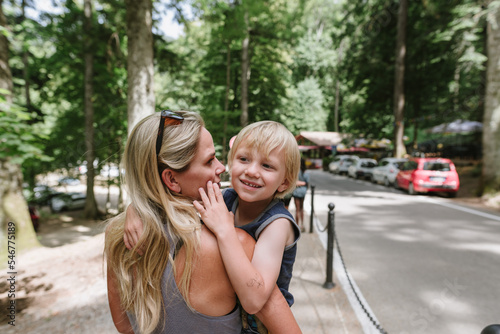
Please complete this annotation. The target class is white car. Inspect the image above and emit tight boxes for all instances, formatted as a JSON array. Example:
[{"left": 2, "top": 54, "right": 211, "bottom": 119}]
[
  {"left": 328, "top": 155, "right": 359, "bottom": 175},
  {"left": 372, "top": 157, "right": 408, "bottom": 187},
  {"left": 347, "top": 158, "right": 378, "bottom": 180},
  {"left": 50, "top": 192, "right": 86, "bottom": 213}
]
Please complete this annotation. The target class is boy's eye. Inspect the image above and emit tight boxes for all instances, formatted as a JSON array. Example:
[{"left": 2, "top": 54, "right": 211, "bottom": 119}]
[{"left": 263, "top": 163, "right": 273, "bottom": 169}]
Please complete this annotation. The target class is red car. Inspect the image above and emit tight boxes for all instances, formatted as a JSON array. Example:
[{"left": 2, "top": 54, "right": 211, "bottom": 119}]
[{"left": 395, "top": 158, "right": 460, "bottom": 197}]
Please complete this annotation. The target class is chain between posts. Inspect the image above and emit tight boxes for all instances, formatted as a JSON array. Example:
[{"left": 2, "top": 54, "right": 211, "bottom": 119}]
[{"left": 316, "top": 200, "right": 388, "bottom": 334}]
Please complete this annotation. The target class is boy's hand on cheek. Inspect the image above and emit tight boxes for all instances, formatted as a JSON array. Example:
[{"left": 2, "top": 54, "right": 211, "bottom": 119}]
[{"left": 193, "top": 181, "right": 234, "bottom": 236}]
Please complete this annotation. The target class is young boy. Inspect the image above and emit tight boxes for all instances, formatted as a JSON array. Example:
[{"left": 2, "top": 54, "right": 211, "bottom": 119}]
[
  {"left": 194, "top": 121, "right": 301, "bottom": 332},
  {"left": 125, "top": 121, "right": 302, "bottom": 333}
]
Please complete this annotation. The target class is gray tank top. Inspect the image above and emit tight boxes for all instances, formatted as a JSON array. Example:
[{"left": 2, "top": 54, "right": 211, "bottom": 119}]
[{"left": 127, "top": 244, "right": 241, "bottom": 333}]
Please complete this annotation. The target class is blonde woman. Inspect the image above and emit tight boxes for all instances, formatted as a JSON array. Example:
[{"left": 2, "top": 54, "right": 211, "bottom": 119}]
[{"left": 104, "top": 110, "right": 301, "bottom": 334}]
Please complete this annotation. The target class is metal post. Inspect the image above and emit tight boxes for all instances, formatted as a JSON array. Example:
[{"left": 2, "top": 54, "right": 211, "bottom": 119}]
[
  {"left": 323, "top": 203, "right": 336, "bottom": 289},
  {"left": 482, "top": 325, "right": 500, "bottom": 334},
  {"left": 309, "top": 184, "right": 315, "bottom": 233}
]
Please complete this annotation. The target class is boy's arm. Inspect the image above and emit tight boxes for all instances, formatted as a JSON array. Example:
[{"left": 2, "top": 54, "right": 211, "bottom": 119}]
[
  {"left": 237, "top": 226, "right": 301, "bottom": 334},
  {"left": 123, "top": 205, "right": 144, "bottom": 255},
  {"left": 194, "top": 181, "right": 292, "bottom": 314}
]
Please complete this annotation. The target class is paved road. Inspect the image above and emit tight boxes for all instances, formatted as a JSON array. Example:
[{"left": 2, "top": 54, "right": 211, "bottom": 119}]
[{"left": 306, "top": 170, "right": 500, "bottom": 334}]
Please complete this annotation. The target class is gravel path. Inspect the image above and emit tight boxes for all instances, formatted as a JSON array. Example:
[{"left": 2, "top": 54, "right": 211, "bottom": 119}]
[{"left": 0, "top": 228, "right": 117, "bottom": 333}]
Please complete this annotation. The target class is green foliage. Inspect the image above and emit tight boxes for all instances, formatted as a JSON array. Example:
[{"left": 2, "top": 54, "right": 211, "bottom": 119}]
[
  {"left": 280, "top": 77, "right": 327, "bottom": 134},
  {"left": 3, "top": 0, "right": 497, "bottom": 182},
  {"left": 0, "top": 91, "right": 50, "bottom": 165}
]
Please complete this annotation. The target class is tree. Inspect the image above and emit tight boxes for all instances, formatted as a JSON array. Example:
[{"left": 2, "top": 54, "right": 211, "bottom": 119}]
[
  {"left": 82, "top": 0, "right": 99, "bottom": 219},
  {"left": 125, "top": 0, "right": 155, "bottom": 134},
  {"left": 483, "top": 0, "right": 500, "bottom": 193},
  {"left": 280, "top": 77, "right": 327, "bottom": 134},
  {"left": 240, "top": 7, "right": 249, "bottom": 127},
  {"left": 1, "top": 0, "right": 40, "bottom": 259},
  {"left": 393, "top": 0, "right": 407, "bottom": 158}
]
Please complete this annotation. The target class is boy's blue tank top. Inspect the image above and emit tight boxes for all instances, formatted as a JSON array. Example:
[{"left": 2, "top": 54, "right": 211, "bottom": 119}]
[{"left": 222, "top": 188, "right": 301, "bottom": 306}]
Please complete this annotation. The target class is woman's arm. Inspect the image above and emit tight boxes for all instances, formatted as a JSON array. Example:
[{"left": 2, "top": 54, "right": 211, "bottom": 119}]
[
  {"left": 257, "top": 286, "right": 302, "bottom": 334},
  {"left": 107, "top": 266, "right": 134, "bottom": 334}
]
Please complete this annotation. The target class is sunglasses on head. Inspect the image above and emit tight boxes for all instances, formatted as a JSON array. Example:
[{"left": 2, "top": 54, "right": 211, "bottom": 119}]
[{"left": 155, "top": 110, "right": 184, "bottom": 161}]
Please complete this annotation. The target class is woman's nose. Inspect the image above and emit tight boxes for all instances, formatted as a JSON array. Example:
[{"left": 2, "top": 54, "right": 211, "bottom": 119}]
[{"left": 215, "top": 158, "right": 225, "bottom": 175}]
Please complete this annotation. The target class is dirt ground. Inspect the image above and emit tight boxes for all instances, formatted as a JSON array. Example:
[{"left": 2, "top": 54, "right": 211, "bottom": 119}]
[
  {"left": 0, "top": 210, "right": 117, "bottom": 333},
  {"left": 0, "top": 168, "right": 498, "bottom": 333}
]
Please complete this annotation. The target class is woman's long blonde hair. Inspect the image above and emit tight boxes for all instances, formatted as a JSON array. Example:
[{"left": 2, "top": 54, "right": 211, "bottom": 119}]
[{"left": 104, "top": 111, "right": 204, "bottom": 334}]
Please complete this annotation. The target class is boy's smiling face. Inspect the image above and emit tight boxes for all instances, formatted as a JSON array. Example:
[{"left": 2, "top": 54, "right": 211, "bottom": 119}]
[{"left": 230, "top": 143, "right": 289, "bottom": 204}]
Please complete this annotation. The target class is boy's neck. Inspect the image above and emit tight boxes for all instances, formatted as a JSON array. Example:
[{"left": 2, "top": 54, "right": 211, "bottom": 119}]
[{"left": 235, "top": 197, "right": 274, "bottom": 227}]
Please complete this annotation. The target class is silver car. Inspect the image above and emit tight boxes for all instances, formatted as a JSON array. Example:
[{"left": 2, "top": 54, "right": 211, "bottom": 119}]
[
  {"left": 50, "top": 192, "right": 87, "bottom": 213},
  {"left": 347, "top": 158, "right": 378, "bottom": 180},
  {"left": 328, "top": 155, "right": 360, "bottom": 175},
  {"left": 371, "top": 157, "right": 408, "bottom": 186}
]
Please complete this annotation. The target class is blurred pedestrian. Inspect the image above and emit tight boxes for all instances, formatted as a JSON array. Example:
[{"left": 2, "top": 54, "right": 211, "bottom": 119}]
[{"left": 292, "top": 159, "right": 309, "bottom": 232}]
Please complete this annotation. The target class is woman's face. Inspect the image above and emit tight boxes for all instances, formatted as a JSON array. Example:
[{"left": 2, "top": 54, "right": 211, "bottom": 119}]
[{"left": 172, "top": 127, "right": 225, "bottom": 200}]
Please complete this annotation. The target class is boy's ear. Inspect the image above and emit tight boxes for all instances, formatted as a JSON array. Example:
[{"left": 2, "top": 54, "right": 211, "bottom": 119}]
[
  {"left": 162, "top": 169, "right": 181, "bottom": 193},
  {"left": 277, "top": 179, "right": 290, "bottom": 193}
]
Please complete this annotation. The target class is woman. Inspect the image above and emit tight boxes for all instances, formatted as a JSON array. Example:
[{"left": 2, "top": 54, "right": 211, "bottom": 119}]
[
  {"left": 104, "top": 110, "right": 300, "bottom": 334},
  {"left": 292, "top": 159, "right": 309, "bottom": 232}
]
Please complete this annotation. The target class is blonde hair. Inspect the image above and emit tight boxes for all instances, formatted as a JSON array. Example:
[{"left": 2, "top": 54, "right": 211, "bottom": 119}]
[
  {"left": 227, "top": 121, "right": 301, "bottom": 198},
  {"left": 104, "top": 111, "right": 204, "bottom": 334}
]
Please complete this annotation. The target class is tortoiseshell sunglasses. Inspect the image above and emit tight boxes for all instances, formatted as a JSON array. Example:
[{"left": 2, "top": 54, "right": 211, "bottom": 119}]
[{"left": 155, "top": 110, "right": 184, "bottom": 162}]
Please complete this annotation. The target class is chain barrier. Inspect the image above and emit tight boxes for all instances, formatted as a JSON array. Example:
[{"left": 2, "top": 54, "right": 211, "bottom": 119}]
[
  {"left": 309, "top": 182, "right": 387, "bottom": 333},
  {"left": 333, "top": 231, "right": 388, "bottom": 334},
  {"left": 314, "top": 211, "right": 328, "bottom": 232}
]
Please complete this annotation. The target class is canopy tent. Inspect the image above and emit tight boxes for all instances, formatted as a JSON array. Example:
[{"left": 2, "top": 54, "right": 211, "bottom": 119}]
[
  {"left": 295, "top": 131, "right": 350, "bottom": 169},
  {"left": 295, "top": 131, "right": 348, "bottom": 147}
]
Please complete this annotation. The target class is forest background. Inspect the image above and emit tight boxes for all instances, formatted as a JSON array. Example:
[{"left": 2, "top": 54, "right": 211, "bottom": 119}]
[{"left": 1, "top": 0, "right": 500, "bottom": 254}]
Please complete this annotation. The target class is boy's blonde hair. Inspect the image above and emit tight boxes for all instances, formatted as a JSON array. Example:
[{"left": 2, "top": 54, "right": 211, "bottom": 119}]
[
  {"left": 227, "top": 121, "right": 301, "bottom": 199},
  {"left": 104, "top": 111, "right": 204, "bottom": 334}
]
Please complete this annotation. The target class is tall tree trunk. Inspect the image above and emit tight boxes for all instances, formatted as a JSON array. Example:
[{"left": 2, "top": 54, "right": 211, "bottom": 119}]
[
  {"left": 222, "top": 44, "right": 231, "bottom": 163},
  {"left": 21, "top": 0, "right": 31, "bottom": 114},
  {"left": 334, "top": 41, "right": 344, "bottom": 133},
  {"left": 125, "top": 0, "right": 155, "bottom": 135},
  {"left": 482, "top": 4, "right": 500, "bottom": 193},
  {"left": 0, "top": 0, "right": 12, "bottom": 97},
  {"left": 83, "top": 0, "right": 99, "bottom": 219},
  {"left": 334, "top": 80, "right": 340, "bottom": 133},
  {"left": 240, "top": 9, "right": 250, "bottom": 127},
  {"left": 0, "top": 0, "right": 40, "bottom": 258},
  {"left": 393, "top": 0, "right": 408, "bottom": 158}
]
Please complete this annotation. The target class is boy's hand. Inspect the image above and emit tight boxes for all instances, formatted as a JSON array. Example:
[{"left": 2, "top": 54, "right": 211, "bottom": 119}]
[
  {"left": 193, "top": 181, "right": 234, "bottom": 236},
  {"left": 124, "top": 205, "right": 145, "bottom": 255}
]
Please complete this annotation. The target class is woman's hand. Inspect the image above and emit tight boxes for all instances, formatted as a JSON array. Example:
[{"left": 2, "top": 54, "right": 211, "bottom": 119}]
[
  {"left": 123, "top": 205, "right": 145, "bottom": 255},
  {"left": 193, "top": 181, "right": 234, "bottom": 237}
]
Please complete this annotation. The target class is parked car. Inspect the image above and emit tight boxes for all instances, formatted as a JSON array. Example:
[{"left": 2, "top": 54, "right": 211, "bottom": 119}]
[
  {"left": 50, "top": 192, "right": 87, "bottom": 213},
  {"left": 347, "top": 158, "right": 378, "bottom": 180},
  {"left": 30, "top": 185, "right": 62, "bottom": 206},
  {"left": 395, "top": 158, "right": 460, "bottom": 197},
  {"left": 372, "top": 157, "right": 408, "bottom": 187},
  {"left": 58, "top": 177, "right": 81, "bottom": 186},
  {"left": 328, "top": 155, "right": 360, "bottom": 175}
]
